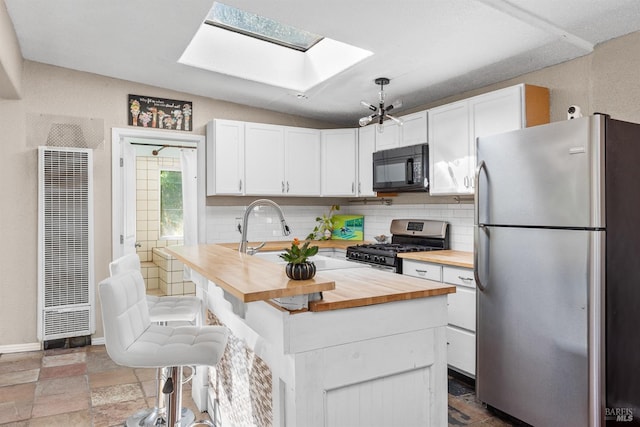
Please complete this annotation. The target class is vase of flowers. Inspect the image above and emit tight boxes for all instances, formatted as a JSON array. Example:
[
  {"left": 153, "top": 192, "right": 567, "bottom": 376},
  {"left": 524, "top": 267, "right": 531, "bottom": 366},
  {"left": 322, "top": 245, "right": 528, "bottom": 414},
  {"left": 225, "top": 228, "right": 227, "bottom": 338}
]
[{"left": 279, "top": 238, "right": 319, "bottom": 280}]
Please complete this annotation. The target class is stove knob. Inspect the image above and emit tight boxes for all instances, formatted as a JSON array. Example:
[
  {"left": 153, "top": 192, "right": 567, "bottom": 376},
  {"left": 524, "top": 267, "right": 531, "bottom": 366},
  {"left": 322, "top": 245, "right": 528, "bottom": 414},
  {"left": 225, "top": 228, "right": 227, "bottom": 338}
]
[
  {"left": 373, "top": 256, "right": 379, "bottom": 263},
  {"left": 364, "top": 254, "right": 370, "bottom": 261}
]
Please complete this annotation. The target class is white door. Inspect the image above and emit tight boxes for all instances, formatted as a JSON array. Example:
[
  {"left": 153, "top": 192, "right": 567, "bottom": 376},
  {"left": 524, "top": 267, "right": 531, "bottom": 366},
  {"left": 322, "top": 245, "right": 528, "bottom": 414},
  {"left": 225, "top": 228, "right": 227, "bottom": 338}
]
[
  {"left": 121, "top": 140, "right": 137, "bottom": 255},
  {"left": 111, "top": 128, "right": 206, "bottom": 260}
]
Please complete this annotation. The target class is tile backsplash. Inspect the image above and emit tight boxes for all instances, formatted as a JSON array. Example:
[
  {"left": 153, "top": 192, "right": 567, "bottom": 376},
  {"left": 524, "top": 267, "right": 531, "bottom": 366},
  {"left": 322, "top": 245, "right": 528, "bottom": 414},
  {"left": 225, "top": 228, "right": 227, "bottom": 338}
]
[{"left": 206, "top": 202, "right": 473, "bottom": 252}]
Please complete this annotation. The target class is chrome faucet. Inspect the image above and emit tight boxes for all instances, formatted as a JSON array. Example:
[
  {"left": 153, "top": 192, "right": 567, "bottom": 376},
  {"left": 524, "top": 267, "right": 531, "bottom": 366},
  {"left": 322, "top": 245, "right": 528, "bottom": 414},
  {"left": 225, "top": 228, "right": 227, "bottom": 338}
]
[{"left": 239, "top": 199, "right": 291, "bottom": 254}]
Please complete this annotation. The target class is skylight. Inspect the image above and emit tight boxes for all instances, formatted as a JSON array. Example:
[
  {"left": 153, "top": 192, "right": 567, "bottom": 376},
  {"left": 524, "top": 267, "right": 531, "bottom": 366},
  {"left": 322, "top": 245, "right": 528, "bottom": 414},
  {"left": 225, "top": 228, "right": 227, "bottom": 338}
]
[
  {"left": 205, "top": 3, "right": 323, "bottom": 52},
  {"left": 178, "top": 3, "right": 372, "bottom": 92}
]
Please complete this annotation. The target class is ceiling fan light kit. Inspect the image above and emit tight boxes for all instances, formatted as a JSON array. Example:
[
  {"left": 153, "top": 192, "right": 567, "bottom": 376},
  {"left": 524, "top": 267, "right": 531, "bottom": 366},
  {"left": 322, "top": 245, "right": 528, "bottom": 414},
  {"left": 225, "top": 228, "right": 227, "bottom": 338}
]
[{"left": 359, "top": 77, "right": 403, "bottom": 132}]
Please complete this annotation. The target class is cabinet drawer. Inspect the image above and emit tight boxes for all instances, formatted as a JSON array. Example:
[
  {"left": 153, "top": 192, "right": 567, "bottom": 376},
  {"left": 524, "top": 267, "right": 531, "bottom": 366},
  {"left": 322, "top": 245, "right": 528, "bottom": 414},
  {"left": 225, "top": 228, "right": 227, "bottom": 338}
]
[
  {"left": 402, "top": 260, "right": 442, "bottom": 282},
  {"left": 447, "top": 326, "right": 476, "bottom": 376},
  {"left": 443, "top": 266, "right": 476, "bottom": 289},
  {"left": 447, "top": 286, "right": 476, "bottom": 331}
]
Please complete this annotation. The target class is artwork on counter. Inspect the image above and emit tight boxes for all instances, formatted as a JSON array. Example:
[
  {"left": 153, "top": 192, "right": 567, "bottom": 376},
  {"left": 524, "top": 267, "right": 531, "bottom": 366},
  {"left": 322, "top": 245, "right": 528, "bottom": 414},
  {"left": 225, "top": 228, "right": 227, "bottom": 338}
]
[{"left": 128, "top": 94, "right": 193, "bottom": 131}]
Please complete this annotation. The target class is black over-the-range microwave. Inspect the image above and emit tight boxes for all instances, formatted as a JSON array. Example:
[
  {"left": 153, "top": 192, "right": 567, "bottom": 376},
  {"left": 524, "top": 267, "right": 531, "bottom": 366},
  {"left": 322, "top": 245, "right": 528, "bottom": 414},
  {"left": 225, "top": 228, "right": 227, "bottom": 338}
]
[{"left": 372, "top": 143, "right": 429, "bottom": 192}]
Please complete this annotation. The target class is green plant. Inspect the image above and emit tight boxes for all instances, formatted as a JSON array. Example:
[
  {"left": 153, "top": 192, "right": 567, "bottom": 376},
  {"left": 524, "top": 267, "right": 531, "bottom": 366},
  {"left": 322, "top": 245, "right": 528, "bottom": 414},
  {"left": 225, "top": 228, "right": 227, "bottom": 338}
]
[
  {"left": 279, "top": 238, "right": 319, "bottom": 264},
  {"left": 306, "top": 205, "right": 340, "bottom": 240}
]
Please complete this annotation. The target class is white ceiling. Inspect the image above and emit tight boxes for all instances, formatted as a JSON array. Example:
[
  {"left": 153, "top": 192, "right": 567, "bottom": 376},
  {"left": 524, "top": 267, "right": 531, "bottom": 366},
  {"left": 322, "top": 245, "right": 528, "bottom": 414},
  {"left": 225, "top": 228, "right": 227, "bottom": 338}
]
[{"left": 5, "top": 0, "right": 640, "bottom": 126}]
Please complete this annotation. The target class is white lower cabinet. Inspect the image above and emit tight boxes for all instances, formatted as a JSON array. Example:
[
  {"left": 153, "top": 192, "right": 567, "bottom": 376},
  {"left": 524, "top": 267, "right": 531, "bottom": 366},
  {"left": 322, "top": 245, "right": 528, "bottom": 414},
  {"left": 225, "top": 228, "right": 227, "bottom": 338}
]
[
  {"left": 403, "top": 260, "right": 476, "bottom": 377},
  {"left": 446, "top": 326, "right": 475, "bottom": 376}
]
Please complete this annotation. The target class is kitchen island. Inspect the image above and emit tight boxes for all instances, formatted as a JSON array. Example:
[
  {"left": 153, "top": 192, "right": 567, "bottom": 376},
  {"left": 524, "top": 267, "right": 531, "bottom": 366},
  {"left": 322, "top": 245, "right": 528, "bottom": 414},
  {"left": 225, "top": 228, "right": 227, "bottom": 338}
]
[{"left": 167, "top": 243, "right": 455, "bottom": 427}]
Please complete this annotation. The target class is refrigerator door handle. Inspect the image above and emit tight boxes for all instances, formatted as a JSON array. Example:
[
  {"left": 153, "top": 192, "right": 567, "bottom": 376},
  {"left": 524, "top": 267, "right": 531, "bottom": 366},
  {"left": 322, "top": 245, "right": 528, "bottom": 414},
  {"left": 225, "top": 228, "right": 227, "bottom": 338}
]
[{"left": 474, "top": 160, "right": 487, "bottom": 292}]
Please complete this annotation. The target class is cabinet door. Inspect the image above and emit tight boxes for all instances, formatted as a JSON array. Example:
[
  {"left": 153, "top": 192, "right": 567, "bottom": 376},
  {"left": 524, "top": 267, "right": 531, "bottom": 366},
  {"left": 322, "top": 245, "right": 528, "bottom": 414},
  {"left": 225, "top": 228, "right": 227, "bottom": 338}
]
[
  {"left": 428, "top": 101, "right": 472, "bottom": 195},
  {"left": 357, "top": 125, "right": 376, "bottom": 197},
  {"left": 402, "top": 260, "right": 443, "bottom": 282},
  {"left": 400, "top": 110, "right": 427, "bottom": 147},
  {"left": 447, "top": 326, "right": 476, "bottom": 376},
  {"left": 245, "top": 123, "right": 285, "bottom": 195},
  {"left": 284, "top": 127, "right": 320, "bottom": 196},
  {"left": 471, "top": 85, "right": 523, "bottom": 143},
  {"left": 374, "top": 121, "right": 400, "bottom": 151},
  {"left": 321, "top": 129, "right": 357, "bottom": 196},
  {"left": 207, "top": 119, "right": 244, "bottom": 195}
]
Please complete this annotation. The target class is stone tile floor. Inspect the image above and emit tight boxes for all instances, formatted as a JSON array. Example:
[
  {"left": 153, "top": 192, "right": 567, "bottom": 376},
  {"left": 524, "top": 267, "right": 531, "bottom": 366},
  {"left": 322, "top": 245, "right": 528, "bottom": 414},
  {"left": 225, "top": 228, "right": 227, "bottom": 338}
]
[
  {"left": 447, "top": 373, "right": 524, "bottom": 426},
  {"left": 0, "top": 344, "right": 520, "bottom": 426},
  {"left": 0, "top": 345, "right": 210, "bottom": 426}
]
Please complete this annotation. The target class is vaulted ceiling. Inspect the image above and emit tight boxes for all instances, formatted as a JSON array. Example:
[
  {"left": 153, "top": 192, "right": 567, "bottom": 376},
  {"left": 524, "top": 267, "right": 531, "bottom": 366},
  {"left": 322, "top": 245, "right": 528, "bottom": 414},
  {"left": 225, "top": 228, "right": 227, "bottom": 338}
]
[{"left": 6, "top": 0, "right": 640, "bottom": 125}]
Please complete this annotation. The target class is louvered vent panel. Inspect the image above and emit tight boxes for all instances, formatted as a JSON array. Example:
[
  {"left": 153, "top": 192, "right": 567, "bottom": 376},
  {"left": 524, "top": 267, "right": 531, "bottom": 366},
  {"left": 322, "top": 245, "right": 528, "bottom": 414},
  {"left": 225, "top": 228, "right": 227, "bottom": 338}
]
[
  {"left": 38, "top": 147, "right": 95, "bottom": 341},
  {"left": 44, "top": 308, "right": 91, "bottom": 338}
]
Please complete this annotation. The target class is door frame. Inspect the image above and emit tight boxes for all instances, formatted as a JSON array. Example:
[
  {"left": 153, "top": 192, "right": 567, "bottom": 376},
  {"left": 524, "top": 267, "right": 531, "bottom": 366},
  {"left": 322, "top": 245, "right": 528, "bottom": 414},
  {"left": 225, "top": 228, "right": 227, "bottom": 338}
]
[{"left": 111, "top": 127, "right": 206, "bottom": 260}]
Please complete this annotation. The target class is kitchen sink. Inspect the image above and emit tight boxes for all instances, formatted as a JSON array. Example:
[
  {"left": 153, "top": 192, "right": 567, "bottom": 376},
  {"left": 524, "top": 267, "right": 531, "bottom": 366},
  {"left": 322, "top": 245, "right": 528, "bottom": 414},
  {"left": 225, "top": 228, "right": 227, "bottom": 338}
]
[{"left": 252, "top": 251, "right": 366, "bottom": 271}]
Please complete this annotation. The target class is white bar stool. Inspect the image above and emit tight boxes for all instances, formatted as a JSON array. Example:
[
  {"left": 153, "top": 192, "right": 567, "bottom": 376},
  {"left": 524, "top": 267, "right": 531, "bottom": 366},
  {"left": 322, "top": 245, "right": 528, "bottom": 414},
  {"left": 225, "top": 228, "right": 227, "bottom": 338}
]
[
  {"left": 99, "top": 270, "right": 228, "bottom": 427},
  {"left": 109, "top": 254, "right": 203, "bottom": 426}
]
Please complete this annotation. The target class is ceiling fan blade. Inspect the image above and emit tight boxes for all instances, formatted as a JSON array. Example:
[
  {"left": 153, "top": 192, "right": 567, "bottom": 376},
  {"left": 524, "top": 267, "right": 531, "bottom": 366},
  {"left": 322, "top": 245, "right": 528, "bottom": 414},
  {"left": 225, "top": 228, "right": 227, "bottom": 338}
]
[{"left": 360, "top": 101, "right": 377, "bottom": 112}]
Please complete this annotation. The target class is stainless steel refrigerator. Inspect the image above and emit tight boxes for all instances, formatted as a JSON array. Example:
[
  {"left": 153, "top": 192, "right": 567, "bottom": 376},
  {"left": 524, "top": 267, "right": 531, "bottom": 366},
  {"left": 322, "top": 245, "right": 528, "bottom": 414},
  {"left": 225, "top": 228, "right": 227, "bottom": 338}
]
[{"left": 474, "top": 114, "right": 640, "bottom": 426}]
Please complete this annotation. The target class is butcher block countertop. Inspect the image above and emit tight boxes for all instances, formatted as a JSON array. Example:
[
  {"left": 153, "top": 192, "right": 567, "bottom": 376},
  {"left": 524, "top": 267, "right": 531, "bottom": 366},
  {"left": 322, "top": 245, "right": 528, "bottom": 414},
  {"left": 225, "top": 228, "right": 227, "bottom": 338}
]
[
  {"left": 166, "top": 243, "right": 455, "bottom": 312},
  {"left": 399, "top": 250, "right": 473, "bottom": 269},
  {"left": 166, "top": 244, "right": 336, "bottom": 303},
  {"left": 307, "top": 268, "right": 455, "bottom": 312}
]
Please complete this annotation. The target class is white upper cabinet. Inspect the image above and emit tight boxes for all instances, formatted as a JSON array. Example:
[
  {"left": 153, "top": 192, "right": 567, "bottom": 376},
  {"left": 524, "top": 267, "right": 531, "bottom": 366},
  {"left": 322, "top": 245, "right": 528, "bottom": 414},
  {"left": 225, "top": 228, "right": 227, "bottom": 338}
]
[
  {"left": 471, "top": 85, "right": 524, "bottom": 143},
  {"left": 321, "top": 128, "right": 358, "bottom": 196},
  {"left": 428, "top": 84, "right": 549, "bottom": 195},
  {"left": 206, "top": 119, "right": 245, "bottom": 196},
  {"left": 399, "top": 110, "right": 428, "bottom": 147},
  {"left": 428, "top": 101, "right": 471, "bottom": 195},
  {"left": 374, "top": 121, "right": 401, "bottom": 151},
  {"left": 357, "top": 125, "right": 376, "bottom": 197},
  {"left": 244, "top": 124, "right": 321, "bottom": 196},
  {"left": 244, "top": 123, "right": 285, "bottom": 195},
  {"left": 284, "top": 127, "right": 321, "bottom": 196}
]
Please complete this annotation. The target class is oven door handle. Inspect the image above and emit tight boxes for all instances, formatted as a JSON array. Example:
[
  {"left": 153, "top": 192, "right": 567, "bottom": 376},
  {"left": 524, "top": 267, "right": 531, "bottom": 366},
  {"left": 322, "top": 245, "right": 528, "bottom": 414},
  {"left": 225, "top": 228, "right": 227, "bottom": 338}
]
[{"left": 406, "top": 158, "right": 414, "bottom": 184}]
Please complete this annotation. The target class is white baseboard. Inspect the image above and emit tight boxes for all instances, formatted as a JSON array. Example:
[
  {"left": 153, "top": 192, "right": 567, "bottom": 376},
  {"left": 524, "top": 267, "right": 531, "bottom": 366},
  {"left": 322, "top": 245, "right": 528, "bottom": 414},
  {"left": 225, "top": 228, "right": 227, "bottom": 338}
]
[
  {"left": 0, "top": 336, "right": 106, "bottom": 354},
  {"left": 0, "top": 342, "right": 42, "bottom": 354},
  {"left": 91, "top": 336, "right": 105, "bottom": 346}
]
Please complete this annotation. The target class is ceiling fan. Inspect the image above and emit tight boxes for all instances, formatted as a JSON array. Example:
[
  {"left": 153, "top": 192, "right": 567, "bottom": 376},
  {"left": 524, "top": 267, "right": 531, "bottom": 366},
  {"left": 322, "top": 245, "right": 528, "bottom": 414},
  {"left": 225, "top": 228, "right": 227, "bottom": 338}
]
[{"left": 359, "top": 77, "right": 403, "bottom": 132}]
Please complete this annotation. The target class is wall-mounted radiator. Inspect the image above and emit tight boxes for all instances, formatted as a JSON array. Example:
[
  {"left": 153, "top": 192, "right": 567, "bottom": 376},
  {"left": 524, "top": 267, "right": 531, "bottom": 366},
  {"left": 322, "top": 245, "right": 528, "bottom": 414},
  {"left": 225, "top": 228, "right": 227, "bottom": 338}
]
[{"left": 38, "top": 147, "right": 95, "bottom": 342}]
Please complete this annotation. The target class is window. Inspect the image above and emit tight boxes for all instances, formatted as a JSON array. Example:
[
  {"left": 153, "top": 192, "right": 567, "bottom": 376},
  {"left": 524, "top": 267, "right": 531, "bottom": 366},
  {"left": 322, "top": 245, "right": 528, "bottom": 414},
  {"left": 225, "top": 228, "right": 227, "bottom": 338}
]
[
  {"left": 205, "top": 2, "right": 323, "bottom": 52},
  {"left": 160, "top": 170, "right": 183, "bottom": 239}
]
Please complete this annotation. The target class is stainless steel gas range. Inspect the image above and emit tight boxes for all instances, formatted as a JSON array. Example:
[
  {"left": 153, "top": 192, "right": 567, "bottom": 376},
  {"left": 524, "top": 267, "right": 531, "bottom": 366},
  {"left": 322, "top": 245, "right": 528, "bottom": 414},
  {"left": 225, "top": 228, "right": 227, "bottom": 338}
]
[{"left": 346, "top": 219, "right": 449, "bottom": 273}]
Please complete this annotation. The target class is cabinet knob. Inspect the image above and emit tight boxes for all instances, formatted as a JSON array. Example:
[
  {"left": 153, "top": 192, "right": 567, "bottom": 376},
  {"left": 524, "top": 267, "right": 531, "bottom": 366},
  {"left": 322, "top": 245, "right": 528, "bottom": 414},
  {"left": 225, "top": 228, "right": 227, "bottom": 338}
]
[
  {"left": 416, "top": 269, "right": 427, "bottom": 275},
  {"left": 281, "top": 181, "right": 285, "bottom": 193},
  {"left": 287, "top": 181, "right": 290, "bottom": 193},
  {"left": 458, "top": 276, "right": 473, "bottom": 282},
  {"left": 239, "top": 180, "right": 243, "bottom": 191}
]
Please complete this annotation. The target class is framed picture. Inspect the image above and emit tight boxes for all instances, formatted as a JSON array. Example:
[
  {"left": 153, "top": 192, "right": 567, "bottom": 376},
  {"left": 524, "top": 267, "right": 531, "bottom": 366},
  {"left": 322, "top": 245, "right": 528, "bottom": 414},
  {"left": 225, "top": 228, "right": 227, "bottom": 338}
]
[{"left": 128, "top": 94, "right": 193, "bottom": 131}]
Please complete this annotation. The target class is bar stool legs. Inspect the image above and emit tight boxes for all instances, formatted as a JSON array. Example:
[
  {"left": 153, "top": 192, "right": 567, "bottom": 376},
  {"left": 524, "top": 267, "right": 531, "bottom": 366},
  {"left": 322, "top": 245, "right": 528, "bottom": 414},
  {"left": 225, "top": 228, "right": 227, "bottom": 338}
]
[{"left": 124, "top": 366, "right": 196, "bottom": 427}]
